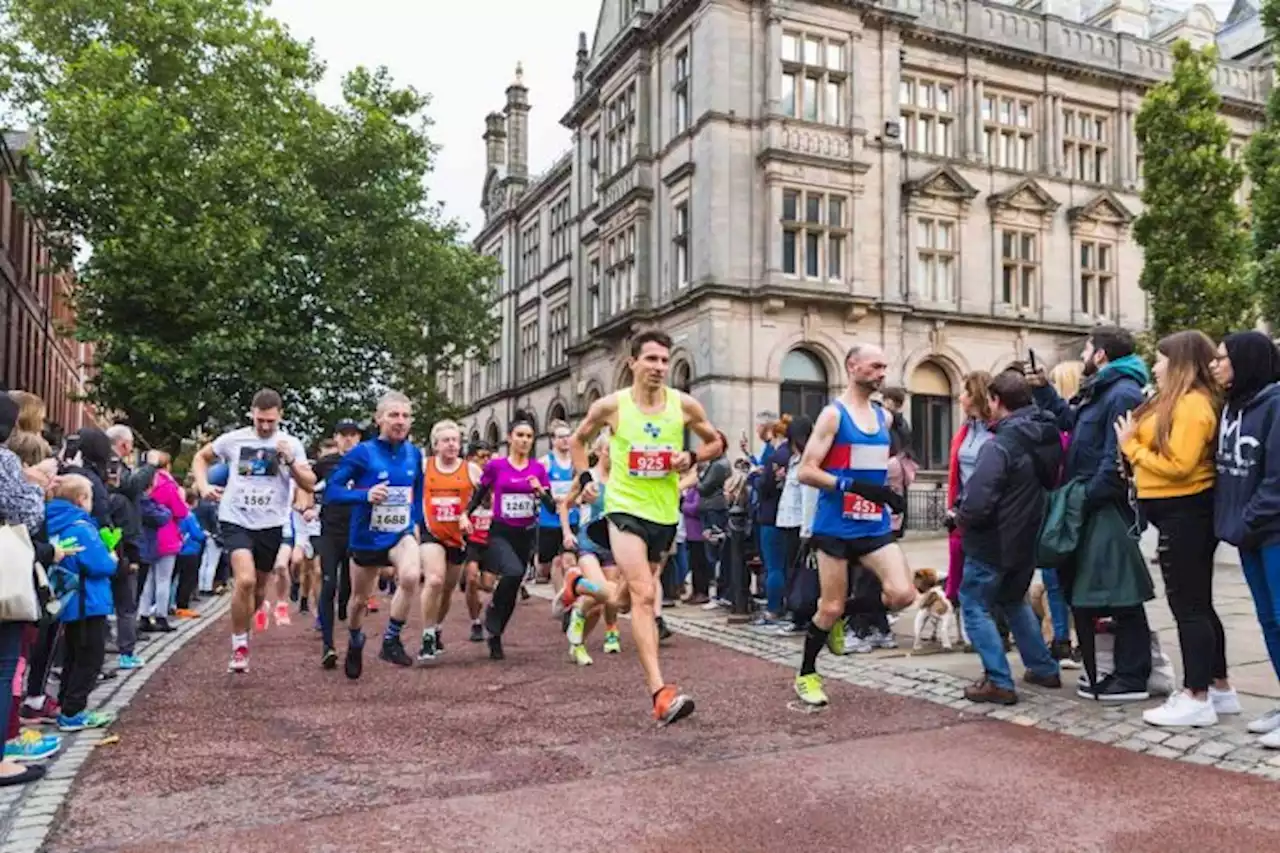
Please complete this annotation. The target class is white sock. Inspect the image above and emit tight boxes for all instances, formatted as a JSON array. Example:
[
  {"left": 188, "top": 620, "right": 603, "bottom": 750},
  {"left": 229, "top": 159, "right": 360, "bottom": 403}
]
[{"left": 232, "top": 633, "right": 249, "bottom": 650}]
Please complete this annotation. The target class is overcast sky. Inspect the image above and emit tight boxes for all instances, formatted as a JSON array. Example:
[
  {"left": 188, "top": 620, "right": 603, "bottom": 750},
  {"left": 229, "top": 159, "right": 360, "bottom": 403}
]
[{"left": 269, "top": 0, "right": 602, "bottom": 239}]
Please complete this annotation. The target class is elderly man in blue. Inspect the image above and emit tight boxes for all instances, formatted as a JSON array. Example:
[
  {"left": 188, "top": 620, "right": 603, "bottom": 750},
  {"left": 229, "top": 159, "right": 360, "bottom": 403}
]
[{"left": 323, "top": 391, "right": 425, "bottom": 680}]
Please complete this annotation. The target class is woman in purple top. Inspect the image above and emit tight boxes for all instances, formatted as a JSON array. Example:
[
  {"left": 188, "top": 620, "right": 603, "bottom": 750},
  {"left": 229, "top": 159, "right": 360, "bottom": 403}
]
[{"left": 462, "top": 418, "right": 553, "bottom": 660}]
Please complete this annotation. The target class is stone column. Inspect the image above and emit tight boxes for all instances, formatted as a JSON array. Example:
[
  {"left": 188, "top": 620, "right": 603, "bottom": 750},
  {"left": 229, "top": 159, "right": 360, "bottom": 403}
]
[
  {"left": 973, "top": 78, "right": 985, "bottom": 162},
  {"left": 881, "top": 29, "right": 904, "bottom": 301},
  {"left": 636, "top": 59, "right": 653, "bottom": 159},
  {"left": 766, "top": 14, "right": 782, "bottom": 115}
]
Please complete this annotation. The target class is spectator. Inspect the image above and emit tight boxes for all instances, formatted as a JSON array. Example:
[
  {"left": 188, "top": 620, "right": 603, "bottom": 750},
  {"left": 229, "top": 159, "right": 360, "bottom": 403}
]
[
  {"left": 945, "top": 371, "right": 996, "bottom": 646},
  {"left": 755, "top": 415, "right": 792, "bottom": 627},
  {"left": 680, "top": 481, "right": 709, "bottom": 605},
  {"left": 698, "top": 431, "right": 731, "bottom": 603},
  {"left": 136, "top": 451, "right": 189, "bottom": 632},
  {"left": 173, "top": 488, "right": 207, "bottom": 618},
  {"left": 775, "top": 415, "right": 815, "bottom": 635}
]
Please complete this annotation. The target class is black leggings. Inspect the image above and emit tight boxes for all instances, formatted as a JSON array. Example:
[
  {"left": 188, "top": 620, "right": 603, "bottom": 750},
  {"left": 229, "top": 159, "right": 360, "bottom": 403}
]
[
  {"left": 316, "top": 532, "right": 352, "bottom": 649},
  {"left": 175, "top": 554, "right": 201, "bottom": 609},
  {"left": 689, "top": 539, "right": 712, "bottom": 596},
  {"left": 1142, "top": 490, "right": 1224, "bottom": 692},
  {"left": 484, "top": 523, "right": 536, "bottom": 638}
]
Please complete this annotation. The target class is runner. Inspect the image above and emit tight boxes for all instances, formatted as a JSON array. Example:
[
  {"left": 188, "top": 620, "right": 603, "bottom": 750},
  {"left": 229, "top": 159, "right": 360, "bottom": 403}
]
[
  {"left": 261, "top": 485, "right": 301, "bottom": 629},
  {"left": 290, "top": 488, "right": 322, "bottom": 616},
  {"left": 314, "top": 421, "right": 363, "bottom": 669},
  {"left": 192, "top": 388, "right": 315, "bottom": 674},
  {"left": 568, "top": 329, "right": 723, "bottom": 726},
  {"left": 459, "top": 418, "right": 556, "bottom": 660},
  {"left": 460, "top": 441, "right": 494, "bottom": 642},
  {"left": 536, "top": 420, "right": 578, "bottom": 590},
  {"left": 322, "top": 392, "right": 425, "bottom": 679},
  {"left": 794, "top": 343, "right": 913, "bottom": 707},
  {"left": 417, "top": 419, "right": 476, "bottom": 662},
  {"left": 557, "top": 435, "right": 621, "bottom": 665}
]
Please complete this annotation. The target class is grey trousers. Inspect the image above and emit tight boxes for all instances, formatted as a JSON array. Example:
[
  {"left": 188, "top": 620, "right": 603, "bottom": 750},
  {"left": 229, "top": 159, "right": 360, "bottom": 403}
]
[{"left": 110, "top": 571, "right": 139, "bottom": 656}]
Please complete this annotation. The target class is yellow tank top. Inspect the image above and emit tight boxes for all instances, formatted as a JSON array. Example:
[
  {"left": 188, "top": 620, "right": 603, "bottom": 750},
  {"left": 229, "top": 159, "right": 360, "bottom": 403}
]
[{"left": 604, "top": 388, "right": 684, "bottom": 525}]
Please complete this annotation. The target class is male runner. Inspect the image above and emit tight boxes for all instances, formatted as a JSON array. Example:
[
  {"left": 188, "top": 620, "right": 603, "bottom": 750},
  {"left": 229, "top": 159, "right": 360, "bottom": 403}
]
[
  {"left": 795, "top": 344, "right": 913, "bottom": 707},
  {"left": 535, "top": 420, "right": 578, "bottom": 589},
  {"left": 314, "top": 421, "right": 363, "bottom": 669},
  {"left": 417, "top": 419, "right": 477, "bottom": 661},
  {"left": 569, "top": 329, "right": 723, "bottom": 725},
  {"left": 323, "top": 392, "right": 425, "bottom": 678},
  {"left": 193, "top": 388, "right": 315, "bottom": 673}
]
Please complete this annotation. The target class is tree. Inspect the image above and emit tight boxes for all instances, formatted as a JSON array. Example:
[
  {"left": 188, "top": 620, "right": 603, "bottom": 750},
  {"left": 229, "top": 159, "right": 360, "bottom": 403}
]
[
  {"left": 1247, "top": 0, "right": 1280, "bottom": 329},
  {"left": 0, "top": 0, "right": 497, "bottom": 448},
  {"left": 1133, "top": 40, "right": 1251, "bottom": 342}
]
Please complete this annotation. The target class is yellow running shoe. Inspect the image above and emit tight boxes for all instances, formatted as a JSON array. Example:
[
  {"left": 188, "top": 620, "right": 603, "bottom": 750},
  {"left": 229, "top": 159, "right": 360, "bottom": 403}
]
[
  {"left": 825, "top": 619, "right": 845, "bottom": 656},
  {"left": 566, "top": 607, "right": 587, "bottom": 646},
  {"left": 603, "top": 630, "right": 621, "bottom": 654},
  {"left": 794, "top": 673, "right": 829, "bottom": 707},
  {"left": 570, "top": 644, "right": 593, "bottom": 666}
]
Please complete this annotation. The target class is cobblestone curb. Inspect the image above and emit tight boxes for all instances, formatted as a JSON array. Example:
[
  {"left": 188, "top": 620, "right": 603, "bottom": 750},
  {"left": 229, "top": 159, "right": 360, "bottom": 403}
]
[
  {"left": 0, "top": 594, "right": 231, "bottom": 853},
  {"left": 526, "top": 586, "right": 1280, "bottom": 783}
]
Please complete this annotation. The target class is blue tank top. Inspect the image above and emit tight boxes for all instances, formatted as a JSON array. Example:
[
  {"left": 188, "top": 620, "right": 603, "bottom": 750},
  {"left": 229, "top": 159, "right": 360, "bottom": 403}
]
[
  {"left": 577, "top": 480, "right": 609, "bottom": 555},
  {"left": 539, "top": 453, "right": 579, "bottom": 528},
  {"left": 811, "top": 401, "right": 892, "bottom": 540}
]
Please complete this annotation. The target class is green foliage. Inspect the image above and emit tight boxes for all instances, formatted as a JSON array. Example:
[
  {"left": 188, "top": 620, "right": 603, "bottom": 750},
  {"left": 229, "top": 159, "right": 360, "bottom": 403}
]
[
  {"left": 1134, "top": 40, "right": 1251, "bottom": 342},
  {"left": 0, "top": 0, "right": 498, "bottom": 449},
  {"left": 1247, "top": 0, "right": 1280, "bottom": 328}
]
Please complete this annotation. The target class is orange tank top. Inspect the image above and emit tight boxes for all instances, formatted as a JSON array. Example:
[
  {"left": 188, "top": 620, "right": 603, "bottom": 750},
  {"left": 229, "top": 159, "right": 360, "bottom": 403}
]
[{"left": 424, "top": 457, "right": 474, "bottom": 548}]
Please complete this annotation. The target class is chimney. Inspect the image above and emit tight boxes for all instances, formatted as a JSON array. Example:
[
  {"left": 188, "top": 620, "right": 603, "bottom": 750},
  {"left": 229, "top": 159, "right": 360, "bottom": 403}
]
[
  {"left": 483, "top": 112, "right": 506, "bottom": 172},
  {"left": 505, "top": 62, "right": 529, "bottom": 180},
  {"left": 574, "top": 32, "right": 589, "bottom": 99}
]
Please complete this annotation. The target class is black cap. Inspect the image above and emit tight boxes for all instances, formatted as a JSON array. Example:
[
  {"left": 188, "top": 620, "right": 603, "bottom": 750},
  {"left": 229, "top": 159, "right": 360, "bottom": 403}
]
[{"left": 333, "top": 419, "right": 362, "bottom": 434}]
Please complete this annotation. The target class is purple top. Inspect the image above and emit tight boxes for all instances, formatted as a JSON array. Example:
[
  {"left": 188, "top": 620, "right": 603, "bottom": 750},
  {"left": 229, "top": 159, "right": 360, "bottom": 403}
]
[
  {"left": 481, "top": 456, "right": 551, "bottom": 529},
  {"left": 681, "top": 488, "right": 703, "bottom": 542}
]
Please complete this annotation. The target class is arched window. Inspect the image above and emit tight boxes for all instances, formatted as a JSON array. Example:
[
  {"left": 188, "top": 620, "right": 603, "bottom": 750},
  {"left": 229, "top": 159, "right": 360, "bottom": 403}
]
[
  {"left": 548, "top": 402, "right": 567, "bottom": 426},
  {"left": 908, "top": 360, "right": 954, "bottom": 471},
  {"left": 779, "top": 348, "right": 829, "bottom": 422},
  {"left": 485, "top": 422, "right": 500, "bottom": 448},
  {"left": 671, "top": 361, "right": 692, "bottom": 392},
  {"left": 470, "top": 430, "right": 481, "bottom": 447}
]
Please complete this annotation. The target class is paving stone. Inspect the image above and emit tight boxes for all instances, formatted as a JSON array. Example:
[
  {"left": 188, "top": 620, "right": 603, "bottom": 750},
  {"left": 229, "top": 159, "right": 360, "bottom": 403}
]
[
  {"left": 1146, "top": 746, "right": 1182, "bottom": 760},
  {"left": 1117, "top": 738, "right": 1150, "bottom": 753},
  {"left": 1106, "top": 722, "right": 1142, "bottom": 738},
  {"left": 9, "top": 816, "right": 52, "bottom": 832},
  {"left": 3, "top": 828, "right": 46, "bottom": 844},
  {"left": 1194, "top": 740, "right": 1235, "bottom": 759},
  {"left": 1179, "top": 753, "right": 1221, "bottom": 766},
  {"left": 1225, "top": 747, "right": 1272, "bottom": 764},
  {"left": 1137, "top": 730, "right": 1170, "bottom": 744},
  {"left": 1163, "top": 734, "right": 1200, "bottom": 751},
  {"left": 1217, "top": 760, "right": 1254, "bottom": 774}
]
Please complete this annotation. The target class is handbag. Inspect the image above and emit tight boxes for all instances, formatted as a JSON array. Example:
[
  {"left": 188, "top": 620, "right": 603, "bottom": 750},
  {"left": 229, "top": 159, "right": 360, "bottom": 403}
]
[{"left": 0, "top": 524, "right": 39, "bottom": 622}]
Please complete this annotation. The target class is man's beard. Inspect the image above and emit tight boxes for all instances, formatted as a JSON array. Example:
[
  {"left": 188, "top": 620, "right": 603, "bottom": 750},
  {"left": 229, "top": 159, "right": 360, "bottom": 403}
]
[{"left": 854, "top": 377, "right": 883, "bottom": 392}]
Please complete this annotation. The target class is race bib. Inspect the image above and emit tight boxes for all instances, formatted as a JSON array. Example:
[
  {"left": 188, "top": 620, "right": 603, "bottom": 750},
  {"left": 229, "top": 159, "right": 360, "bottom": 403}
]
[
  {"left": 236, "top": 485, "right": 275, "bottom": 510},
  {"left": 472, "top": 511, "right": 492, "bottom": 532},
  {"left": 627, "top": 446, "right": 675, "bottom": 478},
  {"left": 501, "top": 493, "right": 536, "bottom": 519},
  {"left": 551, "top": 480, "right": 573, "bottom": 499},
  {"left": 429, "top": 496, "right": 462, "bottom": 523},
  {"left": 842, "top": 492, "right": 883, "bottom": 522},
  {"left": 371, "top": 486, "right": 412, "bottom": 533}
]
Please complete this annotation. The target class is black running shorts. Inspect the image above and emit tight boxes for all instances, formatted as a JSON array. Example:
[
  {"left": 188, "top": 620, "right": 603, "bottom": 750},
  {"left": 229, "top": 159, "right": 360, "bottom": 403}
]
[
  {"left": 220, "top": 522, "right": 283, "bottom": 575},
  {"left": 606, "top": 512, "right": 677, "bottom": 565}
]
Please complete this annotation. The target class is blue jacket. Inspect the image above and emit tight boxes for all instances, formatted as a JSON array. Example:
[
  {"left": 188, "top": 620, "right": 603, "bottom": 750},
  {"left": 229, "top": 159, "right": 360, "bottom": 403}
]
[
  {"left": 178, "top": 513, "right": 207, "bottom": 556},
  {"left": 137, "top": 496, "right": 173, "bottom": 565},
  {"left": 324, "top": 437, "right": 425, "bottom": 551},
  {"left": 1215, "top": 382, "right": 1280, "bottom": 550},
  {"left": 1033, "top": 354, "right": 1149, "bottom": 512},
  {"left": 44, "top": 498, "right": 117, "bottom": 623}
]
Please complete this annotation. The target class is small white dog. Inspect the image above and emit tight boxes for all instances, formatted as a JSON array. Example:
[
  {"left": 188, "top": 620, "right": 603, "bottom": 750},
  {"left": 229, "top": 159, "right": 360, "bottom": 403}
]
[{"left": 912, "top": 568, "right": 957, "bottom": 652}]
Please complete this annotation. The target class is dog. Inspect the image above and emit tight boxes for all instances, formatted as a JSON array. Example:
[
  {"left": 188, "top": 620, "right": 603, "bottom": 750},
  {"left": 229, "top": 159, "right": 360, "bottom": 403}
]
[
  {"left": 1027, "top": 579, "right": 1053, "bottom": 641},
  {"left": 911, "top": 568, "right": 957, "bottom": 651}
]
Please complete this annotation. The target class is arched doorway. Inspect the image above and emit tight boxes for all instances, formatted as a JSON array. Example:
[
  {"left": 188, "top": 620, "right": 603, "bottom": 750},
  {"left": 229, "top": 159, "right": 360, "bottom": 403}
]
[
  {"left": 469, "top": 429, "right": 480, "bottom": 447},
  {"left": 779, "top": 348, "right": 828, "bottom": 423},
  {"left": 671, "top": 361, "right": 691, "bottom": 393},
  {"left": 547, "top": 401, "right": 568, "bottom": 426},
  {"left": 485, "top": 422, "right": 500, "bottom": 449},
  {"left": 907, "top": 360, "right": 954, "bottom": 471}
]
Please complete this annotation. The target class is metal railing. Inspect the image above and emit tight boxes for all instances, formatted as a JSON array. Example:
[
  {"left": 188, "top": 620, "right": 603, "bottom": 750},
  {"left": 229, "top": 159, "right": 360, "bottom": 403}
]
[{"left": 905, "top": 485, "right": 949, "bottom": 533}]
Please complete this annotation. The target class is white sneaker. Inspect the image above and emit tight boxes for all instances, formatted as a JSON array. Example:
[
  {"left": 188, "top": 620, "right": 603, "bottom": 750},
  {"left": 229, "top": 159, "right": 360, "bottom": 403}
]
[
  {"left": 1247, "top": 707, "right": 1280, "bottom": 734},
  {"left": 1142, "top": 692, "right": 1217, "bottom": 728},
  {"left": 1209, "top": 686, "right": 1242, "bottom": 715},
  {"left": 1261, "top": 728, "right": 1280, "bottom": 749}
]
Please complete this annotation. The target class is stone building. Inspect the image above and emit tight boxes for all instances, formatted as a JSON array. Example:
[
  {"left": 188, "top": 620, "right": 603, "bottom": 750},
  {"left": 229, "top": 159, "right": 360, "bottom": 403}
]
[{"left": 456, "top": 0, "right": 1268, "bottom": 477}]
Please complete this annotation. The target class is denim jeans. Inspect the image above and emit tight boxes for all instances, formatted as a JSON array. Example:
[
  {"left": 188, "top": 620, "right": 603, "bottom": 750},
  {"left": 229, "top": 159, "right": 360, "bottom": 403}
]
[
  {"left": 1241, "top": 542, "right": 1280, "bottom": 683},
  {"left": 1040, "top": 568, "right": 1071, "bottom": 642},
  {"left": 0, "top": 622, "right": 22, "bottom": 745},
  {"left": 959, "top": 556, "right": 1058, "bottom": 690},
  {"left": 758, "top": 525, "right": 787, "bottom": 615}
]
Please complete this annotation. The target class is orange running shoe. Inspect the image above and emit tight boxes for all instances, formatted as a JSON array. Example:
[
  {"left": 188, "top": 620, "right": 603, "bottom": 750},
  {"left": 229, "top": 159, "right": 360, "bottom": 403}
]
[
  {"left": 367, "top": 596, "right": 380, "bottom": 614},
  {"left": 253, "top": 604, "right": 269, "bottom": 633},
  {"left": 652, "top": 685, "right": 695, "bottom": 727},
  {"left": 174, "top": 608, "right": 199, "bottom": 619},
  {"left": 554, "top": 567, "right": 582, "bottom": 617}
]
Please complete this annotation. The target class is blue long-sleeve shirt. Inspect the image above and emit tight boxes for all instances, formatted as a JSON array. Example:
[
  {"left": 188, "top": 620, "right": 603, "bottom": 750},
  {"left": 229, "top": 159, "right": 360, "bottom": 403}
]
[
  {"left": 178, "top": 513, "right": 207, "bottom": 556},
  {"left": 323, "top": 437, "right": 425, "bottom": 551}
]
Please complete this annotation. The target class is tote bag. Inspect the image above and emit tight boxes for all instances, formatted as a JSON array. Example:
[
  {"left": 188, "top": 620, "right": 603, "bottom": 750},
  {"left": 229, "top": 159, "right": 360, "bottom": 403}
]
[{"left": 0, "top": 524, "right": 39, "bottom": 623}]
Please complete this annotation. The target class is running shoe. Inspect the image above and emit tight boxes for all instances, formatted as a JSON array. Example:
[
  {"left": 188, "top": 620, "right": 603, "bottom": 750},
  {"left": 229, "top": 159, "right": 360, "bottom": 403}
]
[
  {"left": 366, "top": 596, "right": 380, "bottom": 614},
  {"left": 519, "top": 584, "right": 530, "bottom": 601},
  {"left": 253, "top": 605, "right": 269, "bottom": 633},
  {"left": 118, "top": 654, "right": 146, "bottom": 670},
  {"left": 569, "top": 644, "right": 593, "bottom": 666},
  {"left": 228, "top": 645, "right": 250, "bottom": 674},
  {"left": 4, "top": 730, "right": 60, "bottom": 763},
  {"left": 794, "top": 673, "right": 829, "bottom": 707},
  {"left": 826, "top": 619, "right": 846, "bottom": 656},
  {"left": 417, "top": 629, "right": 439, "bottom": 664},
  {"left": 867, "top": 628, "right": 898, "bottom": 649},
  {"left": 436, "top": 630, "right": 446, "bottom": 655},
  {"left": 656, "top": 617, "right": 672, "bottom": 641},
  {"left": 344, "top": 643, "right": 363, "bottom": 679},
  {"left": 173, "top": 608, "right": 199, "bottom": 619},
  {"left": 290, "top": 580, "right": 300, "bottom": 603},
  {"left": 566, "top": 607, "right": 587, "bottom": 646},
  {"left": 603, "top": 630, "right": 621, "bottom": 654},
  {"left": 321, "top": 647, "right": 338, "bottom": 670},
  {"left": 56, "top": 710, "right": 114, "bottom": 732},
  {"left": 555, "top": 568, "right": 582, "bottom": 617},
  {"left": 652, "top": 685, "right": 695, "bottom": 726},
  {"left": 274, "top": 602, "right": 292, "bottom": 627},
  {"left": 19, "top": 697, "right": 60, "bottom": 726},
  {"left": 469, "top": 622, "right": 484, "bottom": 643},
  {"left": 488, "top": 635, "right": 505, "bottom": 660},
  {"left": 380, "top": 637, "right": 412, "bottom": 667}
]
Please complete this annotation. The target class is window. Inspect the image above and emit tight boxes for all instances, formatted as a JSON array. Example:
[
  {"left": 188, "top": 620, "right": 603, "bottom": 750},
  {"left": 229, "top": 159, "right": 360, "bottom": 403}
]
[
  {"left": 779, "top": 348, "right": 829, "bottom": 423},
  {"left": 1063, "top": 107, "right": 1110, "bottom": 183},
  {"left": 469, "top": 358, "right": 481, "bottom": 399},
  {"left": 1079, "top": 240, "right": 1113, "bottom": 318},
  {"left": 549, "top": 197, "right": 571, "bottom": 263},
  {"left": 518, "top": 314, "right": 540, "bottom": 381},
  {"left": 899, "top": 76, "right": 956, "bottom": 157},
  {"left": 908, "top": 362, "right": 953, "bottom": 471},
  {"left": 780, "top": 31, "right": 846, "bottom": 125},
  {"left": 548, "top": 302, "right": 569, "bottom": 368},
  {"left": 588, "top": 257, "right": 602, "bottom": 327},
  {"left": 588, "top": 132, "right": 601, "bottom": 205},
  {"left": 1000, "top": 229, "right": 1038, "bottom": 309},
  {"left": 520, "top": 218, "right": 541, "bottom": 284},
  {"left": 673, "top": 200, "right": 690, "bottom": 288},
  {"left": 781, "top": 188, "right": 847, "bottom": 281},
  {"left": 982, "top": 92, "right": 1035, "bottom": 171},
  {"left": 606, "top": 84, "right": 637, "bottom": 177},
  {"left": 915, "top": 217, "right": 956, "bottom": 302},
  {"left": 488, "top": 244, "right": 504, "bottom": 295},
  {"left": 451, "top": 371, "right": 464, "bottom": 405},
  {"left": 673, "top": 49, "right": 691, "bottom": 135},
  {"left": 605, "top": 226, "right": 637, "bottom": 314},
  {"left": 485, "top": 338, "right": 501, "bottom": 392}
]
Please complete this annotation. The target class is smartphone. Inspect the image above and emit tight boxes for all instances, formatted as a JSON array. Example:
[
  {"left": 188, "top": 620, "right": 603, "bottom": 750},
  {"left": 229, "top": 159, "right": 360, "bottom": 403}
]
[
  {"left": 1028, "top": 349, "right": 1039, "bottom": 373},
  {"left": 62, "top": 434, "right": 81, "bottom": 462}
]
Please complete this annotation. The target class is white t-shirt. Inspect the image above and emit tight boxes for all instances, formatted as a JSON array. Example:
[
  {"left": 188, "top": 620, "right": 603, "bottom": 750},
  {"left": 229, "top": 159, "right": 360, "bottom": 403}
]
[{"left": 213, "top": 427, "right": 309, "bottom": 531}]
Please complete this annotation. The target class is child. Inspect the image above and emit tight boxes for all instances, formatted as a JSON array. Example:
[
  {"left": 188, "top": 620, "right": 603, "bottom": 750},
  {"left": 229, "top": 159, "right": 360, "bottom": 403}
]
[
  {"left": 44, "top": 475, "right": 117, "bottom": 732},
  {"left": 173, "top": 489, "right": 206, "bottom": 618}
]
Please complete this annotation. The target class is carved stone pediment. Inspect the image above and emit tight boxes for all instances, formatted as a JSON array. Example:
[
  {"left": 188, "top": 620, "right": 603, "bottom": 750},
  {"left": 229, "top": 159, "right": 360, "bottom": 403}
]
[
  {"left": 987, "top": 177, "right": 1060, "bottom": 213},
  {"left": 1068, "top": 189, "right": 1135, "bottom": 226},
  {"left": 903, "top": 164, "right": 979, "bottom": 201}
]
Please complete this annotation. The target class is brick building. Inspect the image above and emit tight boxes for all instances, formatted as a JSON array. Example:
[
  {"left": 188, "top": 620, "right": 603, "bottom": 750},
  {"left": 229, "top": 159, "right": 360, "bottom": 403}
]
[{"left": 0, "top": 131, "right": 97, "bottom": 434}]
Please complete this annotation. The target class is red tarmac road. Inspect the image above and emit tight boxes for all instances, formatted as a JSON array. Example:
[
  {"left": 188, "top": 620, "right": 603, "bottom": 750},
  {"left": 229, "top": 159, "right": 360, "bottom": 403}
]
[{"left": 46, "top": 594, "right": 1280, "bottom": 852}]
